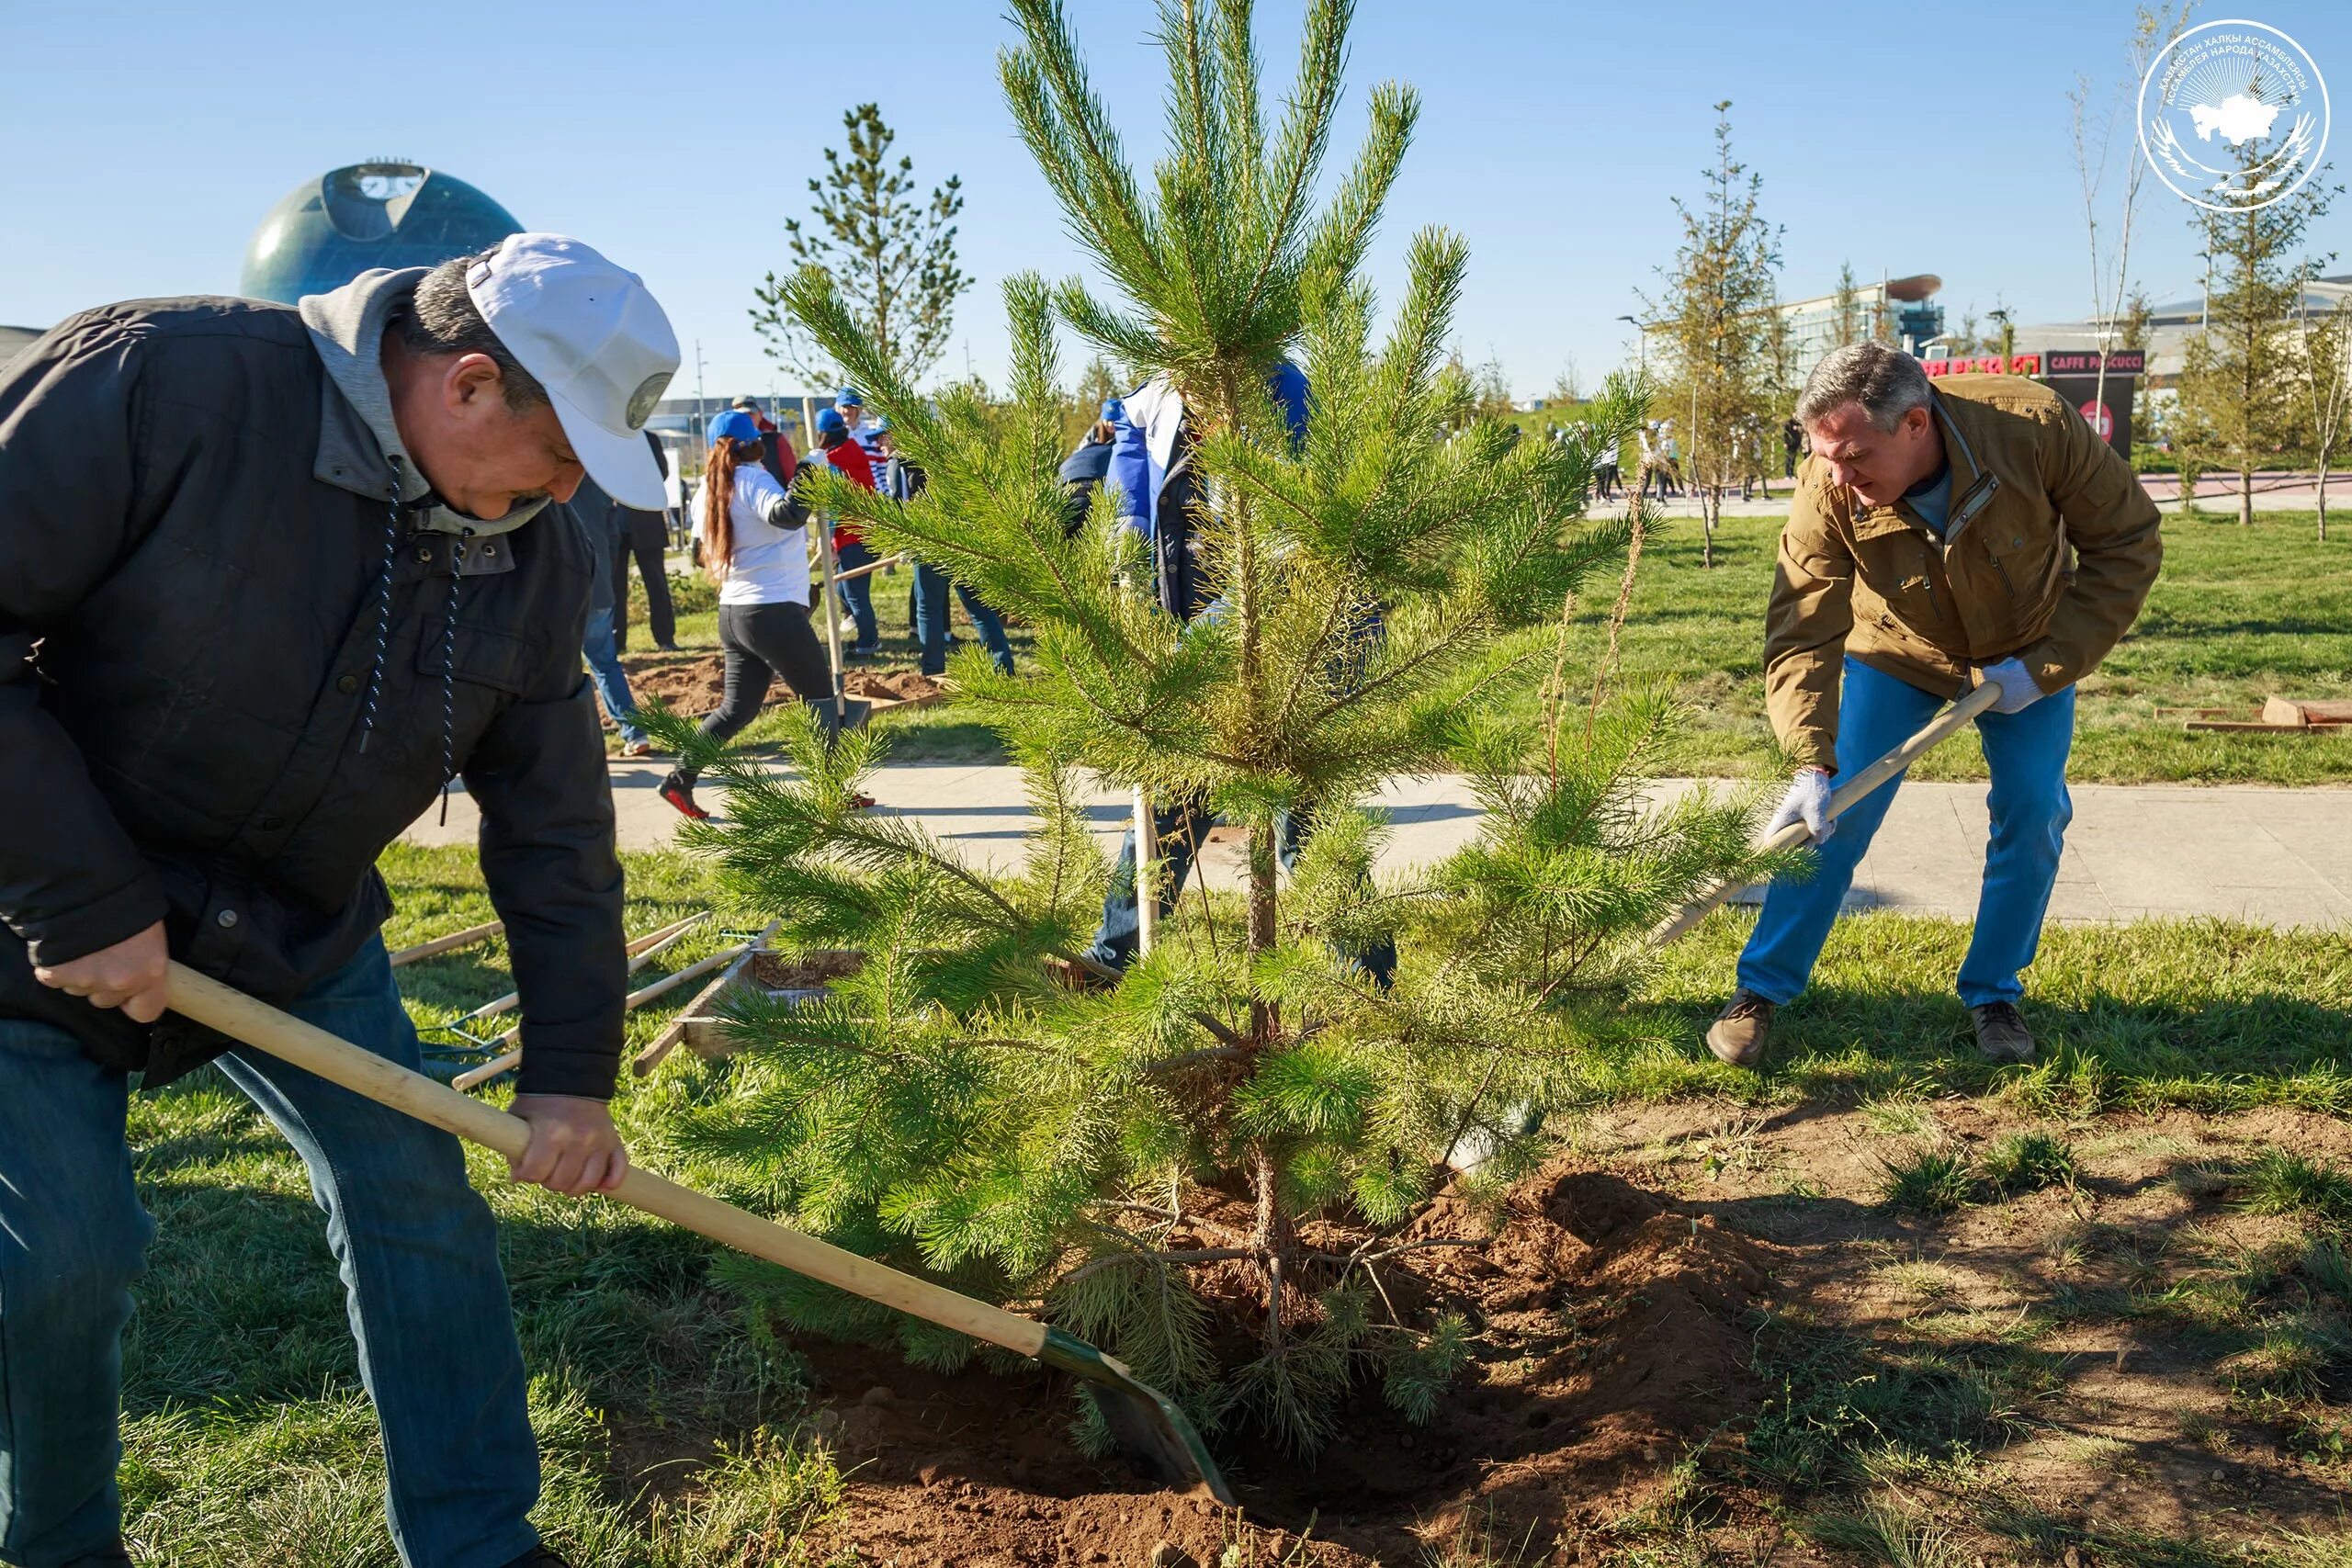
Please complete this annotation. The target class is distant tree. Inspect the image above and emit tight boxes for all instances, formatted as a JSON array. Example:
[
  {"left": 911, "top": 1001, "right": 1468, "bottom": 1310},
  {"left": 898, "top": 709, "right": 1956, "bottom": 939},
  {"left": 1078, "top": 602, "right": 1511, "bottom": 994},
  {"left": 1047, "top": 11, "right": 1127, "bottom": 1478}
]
[
  {"left": 752, "top": 103, "right": 970, "bottom": 385},
  {"left": 2297, "top": 290, "right": 2352, "bottom": 542},
  {"left": 2115, "top": 287, "right": 2155, "bottom": 353},
  {"left": 1647, "top": 101, "right": 1784, "bottom": 565},
  {"left": 2174, "top": 142, "right": 2337, "bottom": 526},
  {"left": 1548, "top": 355, "right": 1584, "bottom": 408},
  {"left": 1831, "top": 261, "right": 1864, "bottom": 349},
  {"left": 1062, "top": 353, "right": 1127, "bottom": 448},
  {"left": 2069, "top": 6, "right": 2193, "bottom": 445}
]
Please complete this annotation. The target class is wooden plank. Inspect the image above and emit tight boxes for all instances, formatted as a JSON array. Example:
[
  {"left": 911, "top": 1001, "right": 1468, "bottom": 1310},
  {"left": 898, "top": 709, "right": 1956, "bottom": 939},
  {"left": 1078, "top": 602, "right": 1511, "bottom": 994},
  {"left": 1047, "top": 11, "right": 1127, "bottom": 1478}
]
[
  {"left": 631, "top": 919, "right": 780, "bottom": 1077},
  {"left": 388, "top": 920, "right": 503, "bottom": 968}
]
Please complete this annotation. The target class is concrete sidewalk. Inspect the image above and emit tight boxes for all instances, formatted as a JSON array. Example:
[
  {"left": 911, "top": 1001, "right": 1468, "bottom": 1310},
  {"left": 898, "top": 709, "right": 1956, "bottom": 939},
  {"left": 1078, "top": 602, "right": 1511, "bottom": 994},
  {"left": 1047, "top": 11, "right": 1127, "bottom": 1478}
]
[{"left": 401, "top": 764, "right": 2352, "bottom": 931}]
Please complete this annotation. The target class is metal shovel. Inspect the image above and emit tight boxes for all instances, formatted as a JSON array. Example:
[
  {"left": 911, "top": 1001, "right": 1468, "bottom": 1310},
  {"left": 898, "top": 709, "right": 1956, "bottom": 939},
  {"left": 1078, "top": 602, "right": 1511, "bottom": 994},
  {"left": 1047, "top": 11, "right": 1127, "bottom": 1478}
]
[{"left": 163, "top": 963, "right": 1235, "bottom": 1506}]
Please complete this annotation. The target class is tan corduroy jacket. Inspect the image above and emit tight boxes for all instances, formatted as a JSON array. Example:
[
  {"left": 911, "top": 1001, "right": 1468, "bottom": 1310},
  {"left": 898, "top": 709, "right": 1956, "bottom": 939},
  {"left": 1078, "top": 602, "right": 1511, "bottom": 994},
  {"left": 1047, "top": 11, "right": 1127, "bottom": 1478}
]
[{"left": 1763, "top": 374, "right": 2162, "bottom": 771}]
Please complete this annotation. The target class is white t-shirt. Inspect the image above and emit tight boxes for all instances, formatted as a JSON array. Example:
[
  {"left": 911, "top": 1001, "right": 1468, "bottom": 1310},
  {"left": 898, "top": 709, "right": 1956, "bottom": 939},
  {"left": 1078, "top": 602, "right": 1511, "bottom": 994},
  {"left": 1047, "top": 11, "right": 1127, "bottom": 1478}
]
[{"left": 694, "top": 463, "right": 810, "bottom": 606}]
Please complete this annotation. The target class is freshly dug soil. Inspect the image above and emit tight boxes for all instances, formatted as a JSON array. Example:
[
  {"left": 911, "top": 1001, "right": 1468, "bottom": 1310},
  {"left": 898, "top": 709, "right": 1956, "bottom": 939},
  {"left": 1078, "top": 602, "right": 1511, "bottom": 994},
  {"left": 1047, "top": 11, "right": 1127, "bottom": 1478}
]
[
  {"left": 842, "top": 668, "right": 946, "bottom": 704},
  {"left": 750, "top": 949, "right": 866, "bottom": 989},
  {"left": 788, "top": 1157, "right": 1780, "bottom": 1565},
  {"left": 623, "top": 651, "right": 728, "bottom": 716},
  {"left": 615, "top": 652, "right": 944, "bottom": 722}
]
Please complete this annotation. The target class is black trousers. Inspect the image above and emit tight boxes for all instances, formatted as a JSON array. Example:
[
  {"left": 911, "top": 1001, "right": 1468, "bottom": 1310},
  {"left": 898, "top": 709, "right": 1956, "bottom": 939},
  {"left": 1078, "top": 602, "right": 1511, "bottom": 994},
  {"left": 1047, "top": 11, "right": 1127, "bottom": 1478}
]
[
  {"left": 677, "top": 601, "right": 834, "bottom": 784},
  {"left": 612, "top": 510, "right": 675, "bottom": 650}
]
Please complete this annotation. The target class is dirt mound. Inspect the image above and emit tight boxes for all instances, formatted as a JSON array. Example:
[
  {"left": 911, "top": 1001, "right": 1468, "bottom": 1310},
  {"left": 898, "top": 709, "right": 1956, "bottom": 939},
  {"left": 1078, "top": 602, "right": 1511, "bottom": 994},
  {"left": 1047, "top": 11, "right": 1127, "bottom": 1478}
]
[
  {"left": 624, "top": 651, "right": 728, "bottom": 715},
  {"left": 787, "top": 1159, "right": 1781, "bottom": 1565},
  {"left": 750, "top": 949, "right": 865, "bottom": 989},
  {"left": 615, "top": 655, "right": 945, "bottom": 723},
  {"left": 842, "top": 668, "right": 946, "bottom": 704}
]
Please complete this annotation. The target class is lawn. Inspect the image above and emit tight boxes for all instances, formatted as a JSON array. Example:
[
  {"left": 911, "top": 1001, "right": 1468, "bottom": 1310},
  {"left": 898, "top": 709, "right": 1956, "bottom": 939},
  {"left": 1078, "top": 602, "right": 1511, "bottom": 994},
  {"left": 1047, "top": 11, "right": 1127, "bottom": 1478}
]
[
  {"left": 1521, "top": 506, "right": 2352, "bottom": 786},
  {"left": 102, "top": 843, "right": 2352, "bottom": 1565},
  {"left": 628, "top": 510, "right": 2352, "bottom": 782}
]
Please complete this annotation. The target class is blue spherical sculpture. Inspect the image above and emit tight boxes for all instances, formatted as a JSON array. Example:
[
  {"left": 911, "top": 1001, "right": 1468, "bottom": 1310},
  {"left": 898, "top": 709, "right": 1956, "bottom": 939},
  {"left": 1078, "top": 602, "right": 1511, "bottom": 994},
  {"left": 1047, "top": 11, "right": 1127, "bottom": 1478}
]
[{"left": 240, "top": 162, "right": 523, "bottom": 304}]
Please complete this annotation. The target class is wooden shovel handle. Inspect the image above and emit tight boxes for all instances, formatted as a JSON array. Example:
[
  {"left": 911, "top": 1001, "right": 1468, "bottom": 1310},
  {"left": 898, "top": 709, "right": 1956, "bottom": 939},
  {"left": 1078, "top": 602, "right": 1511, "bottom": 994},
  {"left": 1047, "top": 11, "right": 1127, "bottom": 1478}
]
[
  {"left": 1647, "top": 680, "right": 2005, "bottom": 947},
  {"left": 164, "top": 962, "right": 1050, "bottom": 1359}
]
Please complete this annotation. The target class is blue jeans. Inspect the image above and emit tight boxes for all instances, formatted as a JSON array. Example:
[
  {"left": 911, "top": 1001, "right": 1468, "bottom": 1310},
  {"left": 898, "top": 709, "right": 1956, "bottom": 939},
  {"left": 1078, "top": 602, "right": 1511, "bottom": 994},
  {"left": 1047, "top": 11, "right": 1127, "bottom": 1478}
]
[
  {"left": 582, "top": 607, "right": 645, "bottom": 747},
  {"left": 913, "top": 562, "right": 1013, "bottom": 678},
  {"left": 834, "top": 540, "right": 879, "bottom": 653},
  {"left": 1083, "top": 802, "right": 1398, "bottom": 987},
  {"left": 1738, "top": 656, "right": 2076, "bottom": 1010},
  {"left": 0, "top": 941, "right": 542, "bottom": 1568}
]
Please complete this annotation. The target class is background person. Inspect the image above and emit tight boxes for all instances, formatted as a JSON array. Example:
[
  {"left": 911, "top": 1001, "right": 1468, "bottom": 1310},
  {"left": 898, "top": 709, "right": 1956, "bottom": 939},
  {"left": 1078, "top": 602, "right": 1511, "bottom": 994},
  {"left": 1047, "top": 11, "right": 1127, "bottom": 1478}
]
[
  {"left": 1705, "top": 343, "right": 2161, "bottom": 1069},
  {"left": 572, "top": 471, "right": 654, "bottom": 757},
  {"left": 811, "top": 405, "right": 880, "bottom": 658},
  {"left": 0, "top": 233, "right": 675, "bottom": 1568},
  {"left": 887, "top": 421, "right": 1014, "bottom": 678},
  {"left": 610, "top": 429, "right": 677, "bottom": 652},
  {"left": 658, "top": 412, "right": 865, "bottom": 821}
]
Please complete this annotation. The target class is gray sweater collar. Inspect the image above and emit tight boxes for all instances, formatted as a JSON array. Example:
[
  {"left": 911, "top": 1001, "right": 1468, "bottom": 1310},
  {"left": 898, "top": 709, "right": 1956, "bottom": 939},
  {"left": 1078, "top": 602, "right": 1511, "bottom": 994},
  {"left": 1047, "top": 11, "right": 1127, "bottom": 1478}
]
[{"left": 299, "top": 268, "right": 543, "bottom": 537}]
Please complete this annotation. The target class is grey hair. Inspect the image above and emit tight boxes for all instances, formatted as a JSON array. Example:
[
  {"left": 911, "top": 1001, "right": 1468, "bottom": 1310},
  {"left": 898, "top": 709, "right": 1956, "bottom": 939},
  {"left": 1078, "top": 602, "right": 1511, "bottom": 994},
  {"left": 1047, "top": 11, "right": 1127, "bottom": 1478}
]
[
  {"left": 392, "top": 247, "right": 548, "bottom": 412},
  {"left": 1795, "top": 342, "right": 1932, "bottom": 433}
]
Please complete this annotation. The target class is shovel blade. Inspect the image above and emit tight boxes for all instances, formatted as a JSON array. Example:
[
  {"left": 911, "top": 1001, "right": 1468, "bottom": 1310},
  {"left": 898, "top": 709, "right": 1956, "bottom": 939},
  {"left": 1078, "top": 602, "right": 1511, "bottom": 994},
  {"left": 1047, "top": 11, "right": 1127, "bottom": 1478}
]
[{"left": 1036, "top": 1327, "right": 1236, "bottom": 1506}]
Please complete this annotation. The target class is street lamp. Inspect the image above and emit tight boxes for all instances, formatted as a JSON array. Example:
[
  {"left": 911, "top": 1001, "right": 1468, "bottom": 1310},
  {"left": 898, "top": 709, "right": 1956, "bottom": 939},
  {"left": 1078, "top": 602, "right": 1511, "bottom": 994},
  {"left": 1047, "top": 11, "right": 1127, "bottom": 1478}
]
[{"left": 1616, "top": 313, "right": 1645, "bottom": 373}]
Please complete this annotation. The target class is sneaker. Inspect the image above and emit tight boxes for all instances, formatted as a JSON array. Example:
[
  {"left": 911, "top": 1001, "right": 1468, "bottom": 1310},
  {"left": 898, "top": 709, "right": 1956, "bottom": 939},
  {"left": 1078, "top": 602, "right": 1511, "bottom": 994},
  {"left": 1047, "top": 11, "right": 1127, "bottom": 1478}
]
[
  {"left": 620, "top": 739, "right": 655, "bottom": 758},
  {"left": 1970, "top": 1001, "right": 2038, "bottom": 1064},
  {"left": 657, "top": 772, "right": 709, "bottom": 821},
  {"left": 1704, "top": 989, "right": 1776, "bottom": 1067}
]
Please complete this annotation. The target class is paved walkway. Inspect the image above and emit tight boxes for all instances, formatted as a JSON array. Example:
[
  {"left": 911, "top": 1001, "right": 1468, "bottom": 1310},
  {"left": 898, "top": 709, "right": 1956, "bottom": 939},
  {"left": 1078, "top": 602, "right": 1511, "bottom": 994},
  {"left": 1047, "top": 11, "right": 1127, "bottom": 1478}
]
[
  {"left": 401, "top": 764, "right": 2352, "bottom": 931},
  {"left": 1633, "top": 468, "right": 2336, "bottom": 522}
]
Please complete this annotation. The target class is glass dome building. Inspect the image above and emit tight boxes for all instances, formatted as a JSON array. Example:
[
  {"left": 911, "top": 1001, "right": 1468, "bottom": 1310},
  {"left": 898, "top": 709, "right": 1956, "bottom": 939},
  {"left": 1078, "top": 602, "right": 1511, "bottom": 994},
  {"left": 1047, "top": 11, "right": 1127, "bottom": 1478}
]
[{"left": 240, "top": 162, "right": 522, "bottom": 304}]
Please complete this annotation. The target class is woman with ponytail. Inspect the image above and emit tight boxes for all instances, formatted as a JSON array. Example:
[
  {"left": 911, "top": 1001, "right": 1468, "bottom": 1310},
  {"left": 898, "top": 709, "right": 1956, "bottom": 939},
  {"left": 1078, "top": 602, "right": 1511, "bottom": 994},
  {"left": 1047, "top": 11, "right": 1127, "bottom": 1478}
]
[{"left": 657, "top": 410, "right": 850, "bottom": 819}]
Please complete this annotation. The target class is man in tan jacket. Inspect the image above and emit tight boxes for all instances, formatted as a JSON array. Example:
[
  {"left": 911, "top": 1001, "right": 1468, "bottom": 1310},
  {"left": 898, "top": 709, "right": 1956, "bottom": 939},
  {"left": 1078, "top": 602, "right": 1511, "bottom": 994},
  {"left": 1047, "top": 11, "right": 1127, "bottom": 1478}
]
[{"left": 1707, "top": 343, "right": 2161, "bottom": 1067}]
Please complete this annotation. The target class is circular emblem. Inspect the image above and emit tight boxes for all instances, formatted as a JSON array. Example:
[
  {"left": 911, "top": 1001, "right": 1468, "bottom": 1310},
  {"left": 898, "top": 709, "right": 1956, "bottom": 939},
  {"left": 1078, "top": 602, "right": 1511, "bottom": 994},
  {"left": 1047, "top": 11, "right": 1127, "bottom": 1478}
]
[
  {"left": 2080, "top": 400, "right": 2115, "bottom": 441},
  {"left": 2140, "top": 20, "right": 2330, "bottom": 213},
  {"left": 626, "top": 371, "right": 671, "bottom": 431}
]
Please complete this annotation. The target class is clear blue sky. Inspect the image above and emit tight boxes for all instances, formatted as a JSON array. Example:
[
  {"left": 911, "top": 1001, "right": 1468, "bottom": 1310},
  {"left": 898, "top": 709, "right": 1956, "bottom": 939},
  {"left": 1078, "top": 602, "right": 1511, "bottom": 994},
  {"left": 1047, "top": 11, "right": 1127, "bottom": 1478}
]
[{"left": 4, "top": 1, "right": 2347, "bottom": 401}]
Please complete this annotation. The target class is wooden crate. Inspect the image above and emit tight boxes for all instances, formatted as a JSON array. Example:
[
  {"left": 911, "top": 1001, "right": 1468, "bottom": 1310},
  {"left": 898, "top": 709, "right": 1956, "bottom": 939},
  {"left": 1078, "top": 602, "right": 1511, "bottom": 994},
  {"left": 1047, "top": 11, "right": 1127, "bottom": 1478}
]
[{"left": 673, "top": 948, "right": 865, "bottom": 1058}]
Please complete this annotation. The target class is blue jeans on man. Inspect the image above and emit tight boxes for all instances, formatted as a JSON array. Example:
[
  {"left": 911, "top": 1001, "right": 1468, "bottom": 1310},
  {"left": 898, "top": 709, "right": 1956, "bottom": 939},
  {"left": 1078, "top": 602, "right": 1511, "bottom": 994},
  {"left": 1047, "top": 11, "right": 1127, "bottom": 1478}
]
[
  {"left": 581, "top": 606, "right": 646, "bottom": 749},
  {"left": 912, "top": 562, "right": 1013, "bottom": 678},
  {"left": 1737, "top": 656, "right": 2075, "bottom": 1010},
  {"left": 1083, "top": 801, "right": 1398, "bottom": 987},
  {"left": 0, "top": 940, "right": 544, "bottom": 1568},
  {"left": 834, "top": 540, "right": 879, "bottom": 656}
]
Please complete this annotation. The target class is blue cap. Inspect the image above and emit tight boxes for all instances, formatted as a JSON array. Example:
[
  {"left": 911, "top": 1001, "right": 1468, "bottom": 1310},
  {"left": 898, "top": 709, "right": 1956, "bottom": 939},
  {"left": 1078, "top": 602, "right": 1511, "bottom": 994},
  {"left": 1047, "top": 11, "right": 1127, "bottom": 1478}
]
[
  {"left": 835, "top": 386, "right": 865, "bottom": 407},
  {"left": 814, "top": 407, "right": 847, "bottom": 436},
  {"left": 870, "top": 414, "right": 891, "bottom": 434},
  {"left": 1100, "top": 398, "right": 1125, "bottom": 424},
  {"left": 708, "top": 409, "right": 761, "bottom": 448}
]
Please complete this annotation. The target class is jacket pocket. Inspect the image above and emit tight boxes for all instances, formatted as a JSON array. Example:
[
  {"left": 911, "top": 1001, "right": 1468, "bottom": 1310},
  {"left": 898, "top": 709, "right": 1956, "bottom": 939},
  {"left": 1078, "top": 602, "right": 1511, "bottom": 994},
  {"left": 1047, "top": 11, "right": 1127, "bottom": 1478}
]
[{"left": 417, "top": 623, "right": 537, "bottom": 696}]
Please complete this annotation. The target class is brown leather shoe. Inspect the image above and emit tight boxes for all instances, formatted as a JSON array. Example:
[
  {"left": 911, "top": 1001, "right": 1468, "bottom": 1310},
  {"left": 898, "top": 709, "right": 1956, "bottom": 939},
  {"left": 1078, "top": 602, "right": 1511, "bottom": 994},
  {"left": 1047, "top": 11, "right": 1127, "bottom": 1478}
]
[
  {"left": 1705, "top": 989, "right": 1776, "bottom": 1066},
  {"left": 1970, "top": 1001, "right": 2038, "bottom": 1064}
]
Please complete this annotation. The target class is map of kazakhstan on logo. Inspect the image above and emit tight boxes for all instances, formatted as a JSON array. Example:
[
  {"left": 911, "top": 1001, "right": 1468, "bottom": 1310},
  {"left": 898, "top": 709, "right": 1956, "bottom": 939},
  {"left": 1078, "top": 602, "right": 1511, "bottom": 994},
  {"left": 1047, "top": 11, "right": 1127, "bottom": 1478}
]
[{"left": 2140, "top": 19, "right": 2329, "bottom": 212}]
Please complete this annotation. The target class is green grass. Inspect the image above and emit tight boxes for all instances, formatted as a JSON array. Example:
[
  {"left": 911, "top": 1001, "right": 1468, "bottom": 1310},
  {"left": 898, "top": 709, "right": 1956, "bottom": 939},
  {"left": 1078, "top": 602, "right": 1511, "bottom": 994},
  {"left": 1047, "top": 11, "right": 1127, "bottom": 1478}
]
[
  {"left": 636, "top": 511, "right": 2352, "bottom": 780},
  {"left": 113, "top": 842, "right": 857, "bottom": 1564},
  {"left": 1977, "top": 1131, "right": 2078, "bottom": 1195},
  {"left": 2236, "top": 1150, "right": 2352, "bottom": 1225},
  {"left": 1877, "top": 1147, "right": 1979, "bottom": 1214},
  {"left": 112, "top": 844, "right": 2352, "bottom": 1562},
  {"left": 1521, "top": 507, "right": 2352, "bottom": 784}
]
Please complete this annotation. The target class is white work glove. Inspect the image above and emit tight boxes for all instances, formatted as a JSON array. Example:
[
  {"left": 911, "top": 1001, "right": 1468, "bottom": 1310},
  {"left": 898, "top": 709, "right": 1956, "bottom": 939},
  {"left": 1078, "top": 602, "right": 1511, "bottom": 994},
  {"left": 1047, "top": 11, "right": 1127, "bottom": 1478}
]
[
  {"left": 1766, "top": 766, "right": 1836, "bottom": 846},
  {"left": 1976, "top": 656, "right": 2046, "bottom": 716}
]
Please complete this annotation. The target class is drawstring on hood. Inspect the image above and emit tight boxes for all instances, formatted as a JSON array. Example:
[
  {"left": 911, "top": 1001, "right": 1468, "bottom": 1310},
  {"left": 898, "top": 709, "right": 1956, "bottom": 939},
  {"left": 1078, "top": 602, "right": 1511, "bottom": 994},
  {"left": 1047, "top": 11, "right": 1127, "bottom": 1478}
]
[{"left": 304, "top": 275, "right": 515, "bottom": 809}]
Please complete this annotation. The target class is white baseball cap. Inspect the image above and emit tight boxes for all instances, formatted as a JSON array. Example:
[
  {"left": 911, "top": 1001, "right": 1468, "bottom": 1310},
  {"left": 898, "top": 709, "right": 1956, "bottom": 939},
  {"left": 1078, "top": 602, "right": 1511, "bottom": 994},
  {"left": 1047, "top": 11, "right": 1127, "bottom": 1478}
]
[{"left": 467, "top": 232, "right": 679, "bottom": 509}]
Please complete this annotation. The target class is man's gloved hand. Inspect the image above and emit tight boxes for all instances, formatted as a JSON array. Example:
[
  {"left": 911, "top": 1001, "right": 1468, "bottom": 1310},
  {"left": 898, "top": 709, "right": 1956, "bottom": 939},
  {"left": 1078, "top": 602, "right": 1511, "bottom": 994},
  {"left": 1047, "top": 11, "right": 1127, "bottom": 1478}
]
[
  {"left": 1976, "top": 656, "right": 2046, "bottom": 716},
  {"left": 1766, "top": 766, "right": 1837, "bottom": 846}
]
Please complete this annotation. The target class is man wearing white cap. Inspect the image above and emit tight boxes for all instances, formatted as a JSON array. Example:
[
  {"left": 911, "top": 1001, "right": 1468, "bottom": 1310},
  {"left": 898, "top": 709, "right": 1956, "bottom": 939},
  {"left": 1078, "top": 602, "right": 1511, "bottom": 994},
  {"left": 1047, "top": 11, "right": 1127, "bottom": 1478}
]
[{"left": 0, "top": 234, "right": 675, "bottom": 1568}]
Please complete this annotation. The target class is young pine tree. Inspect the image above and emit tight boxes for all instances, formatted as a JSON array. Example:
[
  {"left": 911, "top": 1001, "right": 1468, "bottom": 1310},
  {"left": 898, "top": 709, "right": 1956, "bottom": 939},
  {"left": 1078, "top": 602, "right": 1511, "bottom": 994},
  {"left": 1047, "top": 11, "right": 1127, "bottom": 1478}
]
[{"left": 665, "top": 0, "right": 1770, "bottom": 1453}]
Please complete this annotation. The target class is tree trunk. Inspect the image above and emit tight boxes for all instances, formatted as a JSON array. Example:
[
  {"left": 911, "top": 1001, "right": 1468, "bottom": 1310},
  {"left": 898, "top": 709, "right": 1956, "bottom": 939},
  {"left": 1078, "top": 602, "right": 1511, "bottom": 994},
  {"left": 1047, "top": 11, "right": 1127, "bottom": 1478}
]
[
  {"left": 2318, "top": 457, "right": 2331, "bottom": 544},
  {"left": 1249, "top": 1141, "right": 1296, "bottom": 1345},
  {"left": 1702, "top": 487, "right": 1718, "bottom": 569},
  {"left": 2239, "top": 466, "right": 2254, "bottom": 528}
]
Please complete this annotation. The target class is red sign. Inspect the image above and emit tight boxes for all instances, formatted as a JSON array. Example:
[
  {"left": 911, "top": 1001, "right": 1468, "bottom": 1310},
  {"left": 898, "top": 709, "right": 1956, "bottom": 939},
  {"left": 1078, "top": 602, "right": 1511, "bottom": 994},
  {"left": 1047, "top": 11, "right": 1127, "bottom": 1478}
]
[
  {"left": 2080, "top": 400, "right": 2115, "bottom": 439},
  {"left": 1923, "top": 354, "right": 2041, "bottom": 378}
]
